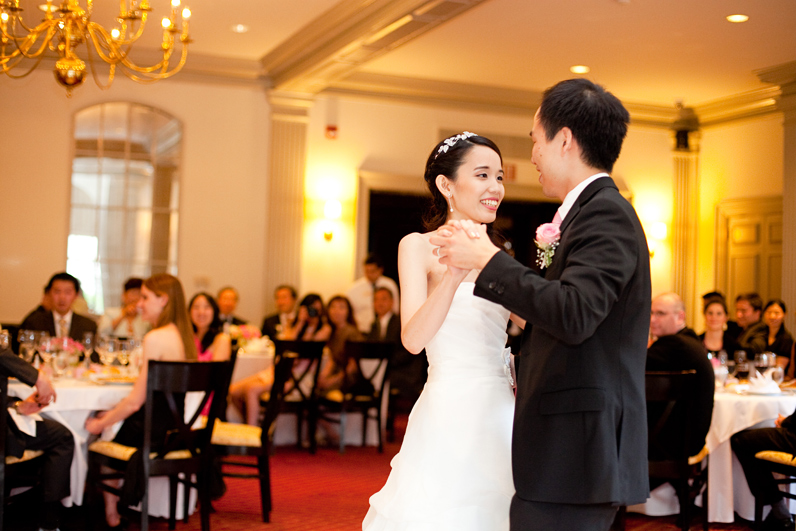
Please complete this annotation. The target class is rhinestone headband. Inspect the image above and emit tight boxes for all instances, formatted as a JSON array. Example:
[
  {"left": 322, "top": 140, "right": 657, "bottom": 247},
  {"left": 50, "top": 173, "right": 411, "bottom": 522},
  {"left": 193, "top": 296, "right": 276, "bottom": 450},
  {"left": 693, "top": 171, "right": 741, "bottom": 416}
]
[{"left": 435, "top": 131, "right": 478, "bottom": 159}]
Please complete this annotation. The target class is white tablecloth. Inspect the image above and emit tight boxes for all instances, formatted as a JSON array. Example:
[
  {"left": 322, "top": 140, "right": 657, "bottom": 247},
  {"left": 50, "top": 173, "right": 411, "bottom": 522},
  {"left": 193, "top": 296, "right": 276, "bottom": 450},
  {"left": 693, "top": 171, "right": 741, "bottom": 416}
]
[
  {"left": 629, "top": 389, "right": 796, "bottom": 522},
  {"left": 8, "top": 377, "right": 196, "bottom": 518}
]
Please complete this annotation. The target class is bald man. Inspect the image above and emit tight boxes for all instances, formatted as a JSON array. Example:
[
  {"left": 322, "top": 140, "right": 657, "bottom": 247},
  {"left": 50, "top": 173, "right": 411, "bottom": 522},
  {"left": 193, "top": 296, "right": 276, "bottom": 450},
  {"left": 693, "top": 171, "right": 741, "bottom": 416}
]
[{"left": 646, "top": 292, "right": 714, "bottom": 461}]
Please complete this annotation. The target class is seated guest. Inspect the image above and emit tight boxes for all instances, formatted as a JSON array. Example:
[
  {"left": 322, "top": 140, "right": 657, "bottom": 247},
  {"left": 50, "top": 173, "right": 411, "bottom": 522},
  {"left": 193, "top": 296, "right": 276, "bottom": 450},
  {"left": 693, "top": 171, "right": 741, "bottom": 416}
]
[
  {"left": 761, "top": 299, "right": 795, "bottom": 372},
  {"left": 229, "top": 293, "right": 331, "bottom": 426},
  {"left": 189, "top": 293, "right": 232, "bottom": 362},
  {"left": 368, "top": 287, "right": 427, "bottom": 407},
  {"left": 1, "top": 345, "right": 74, "bottom": 531},
  {"left": 85, "top": 274, "right": 197, "bottom": 528},
  {"left": 20, "top": 272, "right": 97, "bottom": 342},
  {"left": 217, "top": 286, "right": 246, "bottom": 326},
  {"left": 736, "top": 292, "right": 768, "bottom": 354},
  {"left": 261, "top": 285, "right": 298, "bottom": 340},
  {"left": 647, "top": 293, "right": 714, "bottom": 464},
  {"left": 319, "top": 295, "right": 364, "bottom": 395},
  {"left": 97, "top": 277, "right": 150, "bottom": 339},
  {"left": 699, "top": 296, "right": 741, "bottom": 357},
  {"left": 703, "top": 291, "right": 742, "bottom": 341},
  {"left": 732, "top": 414, "right": 796, "bottom": 530}
]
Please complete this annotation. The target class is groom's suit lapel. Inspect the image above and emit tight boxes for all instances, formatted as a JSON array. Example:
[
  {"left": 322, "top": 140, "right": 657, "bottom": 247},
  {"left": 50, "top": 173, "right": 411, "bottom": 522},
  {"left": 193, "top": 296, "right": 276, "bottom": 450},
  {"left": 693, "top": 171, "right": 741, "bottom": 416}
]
[{"left": 558, "top": 177, "right": 619, "bottom": 234}]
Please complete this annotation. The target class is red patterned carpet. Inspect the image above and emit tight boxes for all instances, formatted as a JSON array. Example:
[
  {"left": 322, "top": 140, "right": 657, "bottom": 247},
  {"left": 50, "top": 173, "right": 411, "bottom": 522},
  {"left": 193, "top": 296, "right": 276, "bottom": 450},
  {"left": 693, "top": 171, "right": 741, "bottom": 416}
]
[{"left": 5, "top": 418, "right": 759, "bottom": 531}]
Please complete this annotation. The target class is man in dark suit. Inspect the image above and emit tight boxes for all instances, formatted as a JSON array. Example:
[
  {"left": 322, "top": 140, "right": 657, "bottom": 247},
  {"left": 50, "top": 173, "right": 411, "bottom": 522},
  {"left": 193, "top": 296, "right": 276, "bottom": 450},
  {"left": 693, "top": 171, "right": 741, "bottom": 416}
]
[
  {"left": 20, "top": 272, "right": 97, "bottom": 342},
  {"left": 646, "top": 292, "right": 714, "bottom": 462},
  {"left": 261, "top": 285, "right": 297, "bottom": 340},
  {"left": 432, "top": 78, "right": 651, "bottom": 530},
  {"left": 1, "top": 346, "right": 74, "bottom": 531},
  {"left": 217, "top": 286, "right": 247, "bottom": 326}
]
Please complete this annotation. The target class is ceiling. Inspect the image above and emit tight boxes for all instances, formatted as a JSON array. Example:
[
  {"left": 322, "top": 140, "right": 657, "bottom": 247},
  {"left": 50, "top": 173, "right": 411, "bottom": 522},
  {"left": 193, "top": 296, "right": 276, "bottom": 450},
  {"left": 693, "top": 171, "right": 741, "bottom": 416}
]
[
  {"left": 178, "top": 0, "right": 796, "bottom": 110},
  {"left": 17, "top": 0, "right": 796, "bottom": 113}
]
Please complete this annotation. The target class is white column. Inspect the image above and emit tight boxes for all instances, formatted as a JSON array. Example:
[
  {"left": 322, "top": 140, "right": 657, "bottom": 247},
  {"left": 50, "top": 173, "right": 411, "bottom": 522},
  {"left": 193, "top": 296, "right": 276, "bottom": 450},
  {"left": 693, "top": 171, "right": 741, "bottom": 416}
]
[
  {"left": 780, "top": 83, "right": 796, "bottom": 332},
  {"left": 672, "top": 129, "right": 701, "bottom": 327},
  {"left": 264, "top": 91, "right": 314, "bottom": 314}
]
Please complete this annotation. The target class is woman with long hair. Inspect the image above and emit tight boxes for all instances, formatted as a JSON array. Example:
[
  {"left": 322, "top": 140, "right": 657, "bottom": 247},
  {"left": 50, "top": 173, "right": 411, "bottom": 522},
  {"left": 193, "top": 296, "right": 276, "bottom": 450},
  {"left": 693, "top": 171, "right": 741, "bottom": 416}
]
[
  {"left": 762, "top": 299, "right": 795, "bottom": 372},
  {"left": 363, "top": 132, "right": 517, "bottom": 530},
  {"left": 699, "top": 296, "right": 740, "bottom": 357},
  {"left": 318, "top": 295, "right": 364, "bottom": 394},
  {"left": 188, "top": 292, "right": 232, "bottom": 362},
  {"left": 85, "top": 273, "right": 197, "bottom": 528}
]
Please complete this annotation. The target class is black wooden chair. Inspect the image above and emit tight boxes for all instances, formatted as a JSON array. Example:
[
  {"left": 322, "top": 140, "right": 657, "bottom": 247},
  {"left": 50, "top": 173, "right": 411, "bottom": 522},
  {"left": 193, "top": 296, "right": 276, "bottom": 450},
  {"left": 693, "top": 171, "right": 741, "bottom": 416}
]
[
  {"left": 751, "top": 450, "right": 796, "bottom": 530},
  {"left": 87, "top": 360, "right": 232, "bottom": 531},
  {"left": 316, "top": 341, "right": 392, "bottom": 453},
  {"left": 0, "top": 375, "right": 45, "bottom": 531},
  {"left": 645, "top": 370, "right": 709, "bottom": 531},
  {"left": 258, "top": 340, "right": 325, "bottom": 453},
  {"left": 211, "top": 346, "right": 296, "bottom": 522}
]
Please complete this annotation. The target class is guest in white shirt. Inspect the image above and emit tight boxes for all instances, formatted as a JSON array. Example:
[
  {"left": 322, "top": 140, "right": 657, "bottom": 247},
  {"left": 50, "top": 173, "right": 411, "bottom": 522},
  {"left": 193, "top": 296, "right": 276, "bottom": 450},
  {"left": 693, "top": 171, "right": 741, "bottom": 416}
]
[
  {"left": 260, "top": 285, "right": 298, "bottom": 340},
  {"left": 98, "top": 277, "right": 150, "bottom": 339},
  {"left": 347, "top": 253, "right": 399, "bottom": 334}
]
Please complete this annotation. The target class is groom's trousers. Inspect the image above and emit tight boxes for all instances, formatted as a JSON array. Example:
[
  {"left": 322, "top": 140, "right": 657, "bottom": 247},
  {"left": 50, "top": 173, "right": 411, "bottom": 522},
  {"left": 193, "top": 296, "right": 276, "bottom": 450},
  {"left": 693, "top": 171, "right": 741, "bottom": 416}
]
[{"left": 510, "top": 496, "right": 618, "bottom": 531}]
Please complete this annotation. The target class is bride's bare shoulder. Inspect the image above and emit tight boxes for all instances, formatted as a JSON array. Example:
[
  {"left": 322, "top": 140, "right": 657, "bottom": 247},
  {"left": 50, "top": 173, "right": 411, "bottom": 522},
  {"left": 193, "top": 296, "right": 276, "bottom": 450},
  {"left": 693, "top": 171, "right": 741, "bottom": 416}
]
[{"left": 399, "top": 231, "right": 434, "bottom": 252}]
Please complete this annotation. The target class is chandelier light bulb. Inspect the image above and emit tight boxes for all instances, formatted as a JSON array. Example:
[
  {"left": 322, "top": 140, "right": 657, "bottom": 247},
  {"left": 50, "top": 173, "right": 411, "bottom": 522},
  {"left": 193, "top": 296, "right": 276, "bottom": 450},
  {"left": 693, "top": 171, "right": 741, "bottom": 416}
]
[
  {"left": 182, "top": 8, "right": 191, "bottom": 19},
  {"left": 171, "top": 0, "right": 180, "bottom": 6},
  {"left": 111, "top": 28, "right": 121, "bottom": 40},
  {"left": 0, "top": 13, "right": 8, "bottom": 22},
  {"left": 161, "top": 17, "right": 171, "bottom": 29}
]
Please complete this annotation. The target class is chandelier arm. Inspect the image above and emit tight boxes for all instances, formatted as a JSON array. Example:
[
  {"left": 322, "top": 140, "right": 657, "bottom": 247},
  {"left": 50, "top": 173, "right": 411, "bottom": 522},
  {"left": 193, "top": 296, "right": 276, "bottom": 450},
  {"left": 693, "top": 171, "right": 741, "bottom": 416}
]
[
  {"left": 121, "top": 44, "right": 186, "bottom": 82},
  {"left": 84, "top": 39, "right": 115, "bottom": 89},
  {"left": 86, "top": 23, "right": 124, "bottom": 64},
  {"left": 1, "top": 52, "right": 47, "bottom": 78},
  {"left": 2, "top": 22, "right": 57, "bottom": 61}
]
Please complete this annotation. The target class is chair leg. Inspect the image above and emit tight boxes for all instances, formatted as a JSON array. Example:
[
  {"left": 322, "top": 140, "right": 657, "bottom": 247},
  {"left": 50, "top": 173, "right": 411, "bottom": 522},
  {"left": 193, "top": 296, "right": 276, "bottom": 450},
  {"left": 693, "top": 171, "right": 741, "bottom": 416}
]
[
  {"left": 168, "top": 476, "right": 178, "bottom": 530},
  {"left": 257, "top": 452, "right": 272, "bottom": 523},
  {"left": 339, "top": 411, "right": 347, "bottom": 454},
  {"left": 199, "top": 469, "right": 211, "bottom": 531},
  {"left": 376, "top": 406, "right": 383, "bottom": 453},
  {"left": 675, "top": 479, "right": 690, "bottom": 531},
  {"left": 754, "top": 497, "right": 764, "bottom": 531},
  {"left": 182, "top": 474, "right": 191, "bottom": 524}
]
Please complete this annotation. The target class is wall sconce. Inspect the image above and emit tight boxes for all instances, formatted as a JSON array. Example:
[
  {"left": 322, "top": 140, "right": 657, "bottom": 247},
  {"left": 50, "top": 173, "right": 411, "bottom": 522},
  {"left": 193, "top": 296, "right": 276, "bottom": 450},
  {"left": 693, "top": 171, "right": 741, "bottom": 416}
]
[
  {"left": 646, "top": 221, "right": 668, "bottom": 258},
  {"left": 322, "top": 199, "right": 342, "bottom": 241}
]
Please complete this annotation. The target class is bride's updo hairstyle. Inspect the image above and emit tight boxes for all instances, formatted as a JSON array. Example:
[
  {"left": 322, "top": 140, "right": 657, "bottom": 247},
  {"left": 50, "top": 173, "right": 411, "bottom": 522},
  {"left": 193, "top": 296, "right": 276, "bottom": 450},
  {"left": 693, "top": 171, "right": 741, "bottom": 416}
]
[{"left": 423, "top": 132, "right": 502, "bottom": 231}]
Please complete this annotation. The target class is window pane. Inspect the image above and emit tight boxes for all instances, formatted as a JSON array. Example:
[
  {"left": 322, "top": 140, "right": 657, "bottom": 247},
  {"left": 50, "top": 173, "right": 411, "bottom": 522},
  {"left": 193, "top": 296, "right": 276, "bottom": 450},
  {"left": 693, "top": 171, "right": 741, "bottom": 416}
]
[{"left": 70, "top": 207, "right": 97, "bottom": 237}]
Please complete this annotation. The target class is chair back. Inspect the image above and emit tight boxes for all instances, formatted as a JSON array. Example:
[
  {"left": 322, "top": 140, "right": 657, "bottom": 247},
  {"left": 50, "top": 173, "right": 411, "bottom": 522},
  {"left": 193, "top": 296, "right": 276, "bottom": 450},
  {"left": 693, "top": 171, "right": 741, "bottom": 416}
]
[
  {"left": 0, "top": 374, "right": 8, "bottom": 507},
  {"left": 645, "top": 370, "right": 697, "bottom": 465},
  {"left": 142, "top": 360, "right": 231, "bottom": 475},
  {"left": 343, "top": 341, "right": 393, "bottom": 404},
  {"left": 260, "top": 350, "right": 297, "bottom": 444},
  {"left": 273, "top": 340, "right": 325, "bottom": 403}
]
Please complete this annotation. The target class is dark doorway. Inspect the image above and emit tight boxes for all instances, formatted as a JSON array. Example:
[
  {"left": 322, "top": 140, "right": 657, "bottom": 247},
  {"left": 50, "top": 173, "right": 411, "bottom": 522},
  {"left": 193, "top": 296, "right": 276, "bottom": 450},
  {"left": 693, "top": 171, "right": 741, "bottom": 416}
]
[{"left": 367, "top": 191, "right": 559, "bottom": 285}]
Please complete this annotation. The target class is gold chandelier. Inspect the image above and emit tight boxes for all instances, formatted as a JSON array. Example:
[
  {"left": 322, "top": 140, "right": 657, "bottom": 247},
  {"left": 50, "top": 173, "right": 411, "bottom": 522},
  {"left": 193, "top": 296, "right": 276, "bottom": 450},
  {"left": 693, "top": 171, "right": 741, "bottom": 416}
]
[{"left": 0, "top": 0, "right": 191, "bottom": 95}]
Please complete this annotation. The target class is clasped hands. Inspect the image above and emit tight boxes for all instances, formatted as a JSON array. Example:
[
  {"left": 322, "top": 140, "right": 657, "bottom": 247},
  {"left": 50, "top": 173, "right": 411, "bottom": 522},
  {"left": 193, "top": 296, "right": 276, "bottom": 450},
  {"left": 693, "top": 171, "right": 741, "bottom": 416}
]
[{"left": 429, "top": 219, "right": 500, "bottom": 271}]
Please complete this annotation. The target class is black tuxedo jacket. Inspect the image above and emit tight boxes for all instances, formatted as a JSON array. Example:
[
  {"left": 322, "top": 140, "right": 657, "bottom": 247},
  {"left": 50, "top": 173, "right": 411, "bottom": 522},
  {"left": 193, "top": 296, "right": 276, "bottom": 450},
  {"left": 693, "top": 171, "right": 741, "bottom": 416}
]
[
  {"left": 475, "top": 177, "right": 651, "bottom": 506},
  {"left": 1, "top": 346, "right": 41, "bottom": 456},
  {"left": 20, "top": 310, "right": 97, "bottom": 342},
  {"left": 366, "top": 314, "right": 401, "bottom": 343},
  {"left": 261, "top": 313, "right": 295, "bottom": 340}
]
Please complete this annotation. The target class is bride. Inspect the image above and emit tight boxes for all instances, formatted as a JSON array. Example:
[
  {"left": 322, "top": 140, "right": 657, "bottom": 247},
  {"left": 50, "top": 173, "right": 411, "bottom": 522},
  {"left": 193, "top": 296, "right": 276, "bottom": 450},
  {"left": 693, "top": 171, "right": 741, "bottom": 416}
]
[{"left": 363, "top": 132, "right": 519, "bottom": 530}]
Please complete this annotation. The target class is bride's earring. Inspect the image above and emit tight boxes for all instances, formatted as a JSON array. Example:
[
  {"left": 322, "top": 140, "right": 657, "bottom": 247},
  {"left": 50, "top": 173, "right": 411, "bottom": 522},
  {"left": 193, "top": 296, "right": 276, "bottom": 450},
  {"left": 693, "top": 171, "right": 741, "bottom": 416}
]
[{"left": 446, "top": 192, "right": 454, "bottom": 212}]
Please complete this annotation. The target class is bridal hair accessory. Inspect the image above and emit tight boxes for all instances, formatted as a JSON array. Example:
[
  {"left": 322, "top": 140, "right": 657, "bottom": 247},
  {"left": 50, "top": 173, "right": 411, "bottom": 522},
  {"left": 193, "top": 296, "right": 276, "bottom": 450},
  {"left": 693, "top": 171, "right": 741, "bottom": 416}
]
[
  {"left": 435, "top": 131, "right": 478, "bottom": 159},
  {"left": 535, "top": 222, "right": 561, "bottom": 269}
]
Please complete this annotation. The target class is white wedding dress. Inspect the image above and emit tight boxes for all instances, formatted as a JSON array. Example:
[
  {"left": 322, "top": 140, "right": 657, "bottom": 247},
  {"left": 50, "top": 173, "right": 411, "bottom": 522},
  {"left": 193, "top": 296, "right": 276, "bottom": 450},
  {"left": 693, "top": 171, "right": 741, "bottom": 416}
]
[{"left": 363, "top": 282, "right": 515, "bottom": 531}]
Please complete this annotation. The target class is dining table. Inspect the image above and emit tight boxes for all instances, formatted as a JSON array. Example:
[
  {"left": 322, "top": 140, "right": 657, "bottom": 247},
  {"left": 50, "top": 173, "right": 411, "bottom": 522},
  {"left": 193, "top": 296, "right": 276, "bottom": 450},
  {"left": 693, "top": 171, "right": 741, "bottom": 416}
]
[
  {"left": 629, "top": 387, "right": 796, "bottom": 523},
  {"left": 8, "top": 372, "right": 196, "bottom": 518}
]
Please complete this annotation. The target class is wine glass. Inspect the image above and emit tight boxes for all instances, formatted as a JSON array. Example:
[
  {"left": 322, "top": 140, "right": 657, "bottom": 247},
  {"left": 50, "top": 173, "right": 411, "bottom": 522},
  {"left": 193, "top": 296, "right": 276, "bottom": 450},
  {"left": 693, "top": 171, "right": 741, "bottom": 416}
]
[
  {"left": 17, "top": 329, "right": 36, "bottom": 362},
  {"left": 96, "top": 337, "right": 118, "bottom": 368},
  {"left": 117, "top": 340, "right": 131, "bottom": 375},
  {"left": 0, "top": 329, "right": 9, "bottom": 351},
  {"left": 82, "top": 332, "right": 94, "bottom": 364},
  {"left": 53, "top": 350, "right": 70, "bottom": 378},
  {"left": 37, "top": 336, "right": 54, "bottom": 367}
]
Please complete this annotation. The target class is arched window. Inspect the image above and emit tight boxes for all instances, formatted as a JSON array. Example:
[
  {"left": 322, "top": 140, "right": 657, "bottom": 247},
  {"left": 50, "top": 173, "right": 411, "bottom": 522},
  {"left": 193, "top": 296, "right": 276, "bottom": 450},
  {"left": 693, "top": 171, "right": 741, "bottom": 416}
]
[{"left": 68, "top": 102, "right": 181, "bottom": 314}]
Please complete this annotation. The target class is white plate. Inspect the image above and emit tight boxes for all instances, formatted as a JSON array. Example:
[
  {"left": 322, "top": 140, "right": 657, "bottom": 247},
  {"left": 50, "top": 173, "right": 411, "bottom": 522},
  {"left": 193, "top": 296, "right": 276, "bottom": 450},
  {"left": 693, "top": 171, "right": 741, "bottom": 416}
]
[
  {"left": 89, "top": 374, "right": 136, "bottom": 386},
  {"left": 746, "top": 389, "right": 783, "bottom": 396}
]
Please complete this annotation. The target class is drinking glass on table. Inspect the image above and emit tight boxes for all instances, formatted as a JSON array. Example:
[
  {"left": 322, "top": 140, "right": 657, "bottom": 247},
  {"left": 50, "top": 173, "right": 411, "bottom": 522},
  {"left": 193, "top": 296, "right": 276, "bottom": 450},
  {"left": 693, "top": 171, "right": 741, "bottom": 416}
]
[
  {"left": 96, "top": 337, "right": 118, "bottom": 368},
  {"left": 116, "top": 339, "right": 131, "bottom": 375},
  {"left": 17, "top": 329, "right": 36, "bottom": 362},
  {"left": 0, "top": 330, "right": 9, "bottom": 350},
  {"left": 82, "top": 332, "right": 94, "bottom": 364},
  {"left": 37, "top": 336, "right": 54, "bottom": 368}
]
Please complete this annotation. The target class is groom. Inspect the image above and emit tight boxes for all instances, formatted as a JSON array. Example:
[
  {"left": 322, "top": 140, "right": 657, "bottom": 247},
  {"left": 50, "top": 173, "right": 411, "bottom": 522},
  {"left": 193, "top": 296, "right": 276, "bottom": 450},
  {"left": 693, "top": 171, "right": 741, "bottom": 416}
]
[{"left": 431, "top": 78, "right": 651, "bottom": 531}]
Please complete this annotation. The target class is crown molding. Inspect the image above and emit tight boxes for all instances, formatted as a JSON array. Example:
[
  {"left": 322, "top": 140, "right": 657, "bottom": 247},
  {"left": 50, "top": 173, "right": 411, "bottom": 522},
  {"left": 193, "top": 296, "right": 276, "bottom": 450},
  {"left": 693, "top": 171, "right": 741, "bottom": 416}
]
[
  {"left": 695, "top": 86, "right": 781, "bottom": 127},
  {"left": 259, "top": 0, "right": 489, "bottom": 93}
]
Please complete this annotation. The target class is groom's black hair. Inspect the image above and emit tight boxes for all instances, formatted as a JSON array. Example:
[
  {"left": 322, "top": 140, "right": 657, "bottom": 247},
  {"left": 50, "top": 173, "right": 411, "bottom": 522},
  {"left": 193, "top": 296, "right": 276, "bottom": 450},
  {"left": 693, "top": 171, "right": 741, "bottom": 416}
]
[{"left": 538, "top": 78, "right": 629, "bottom": 173}]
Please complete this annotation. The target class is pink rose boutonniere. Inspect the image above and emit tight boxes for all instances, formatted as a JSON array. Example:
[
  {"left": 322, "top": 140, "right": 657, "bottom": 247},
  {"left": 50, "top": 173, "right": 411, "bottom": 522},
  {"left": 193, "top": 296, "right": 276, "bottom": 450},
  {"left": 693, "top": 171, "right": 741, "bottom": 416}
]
[{"left": 535, "top": 222, "right": 561, "bottom": 269}]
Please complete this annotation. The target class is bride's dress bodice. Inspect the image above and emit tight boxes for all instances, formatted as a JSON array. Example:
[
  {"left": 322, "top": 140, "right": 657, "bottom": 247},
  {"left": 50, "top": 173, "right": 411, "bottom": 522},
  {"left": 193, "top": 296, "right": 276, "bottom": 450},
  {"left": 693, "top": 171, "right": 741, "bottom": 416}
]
[{"left": 425, "top": 282, "right": 510, "bottom": 383}]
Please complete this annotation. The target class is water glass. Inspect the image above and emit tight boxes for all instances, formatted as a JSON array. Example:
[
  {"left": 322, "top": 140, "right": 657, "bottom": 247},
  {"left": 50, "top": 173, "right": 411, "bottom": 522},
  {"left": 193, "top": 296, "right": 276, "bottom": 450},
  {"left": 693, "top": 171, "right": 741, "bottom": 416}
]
[
  {"left": 82, "top": 332, "right": 94, "bottom": 363},
  {"left": 96, "top": 337, "right": 118, "bottom": 367},
  {"left": 0, "top": 330, "right": 9, "bottom": 350},
  {"left": 117, "top": 340, "right": 131, "bottom": 374}
]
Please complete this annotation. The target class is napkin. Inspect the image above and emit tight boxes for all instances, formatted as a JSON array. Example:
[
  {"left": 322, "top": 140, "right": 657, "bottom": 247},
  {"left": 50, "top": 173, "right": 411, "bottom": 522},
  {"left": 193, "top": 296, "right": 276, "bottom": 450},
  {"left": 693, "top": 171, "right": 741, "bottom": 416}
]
[
  {"left": 240, "top": 337, "right": 274, "bottom": 357},
  {"left": 7, "top": 407, "right": 42, "bottom": 437},
  {"left": 748, "top": 372, "right": 781, "bottom": 394}
]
